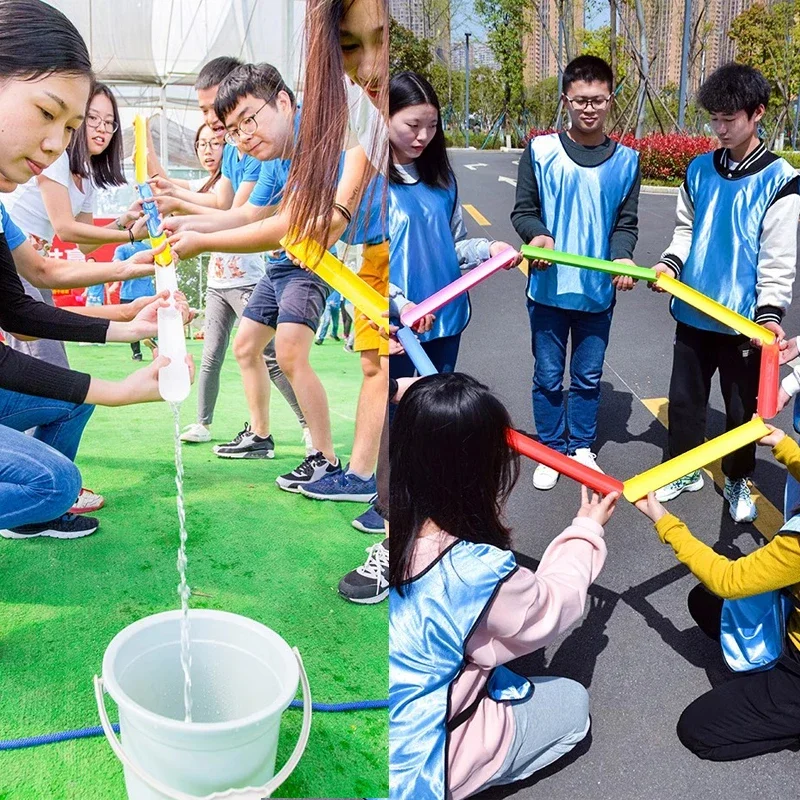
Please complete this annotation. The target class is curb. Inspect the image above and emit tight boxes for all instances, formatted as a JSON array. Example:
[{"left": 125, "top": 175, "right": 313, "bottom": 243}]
[{"left": 641, "top": 185, "right": 680, "bottom": 195}]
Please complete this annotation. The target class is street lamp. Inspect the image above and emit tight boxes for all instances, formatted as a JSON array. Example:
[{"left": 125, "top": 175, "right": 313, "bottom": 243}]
[{"left": 465, "top": 32, "right": 471, "bottom": 149}]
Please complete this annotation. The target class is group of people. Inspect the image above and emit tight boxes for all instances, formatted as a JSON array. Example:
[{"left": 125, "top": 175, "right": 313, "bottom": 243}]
[{"left": 387, "top": 55, "right": 800, "bottom": 798}]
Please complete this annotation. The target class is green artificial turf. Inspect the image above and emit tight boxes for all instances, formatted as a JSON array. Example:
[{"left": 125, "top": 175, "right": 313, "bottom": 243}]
[{"left": 0, "top": 340, "right": 388, "bottom": 799}]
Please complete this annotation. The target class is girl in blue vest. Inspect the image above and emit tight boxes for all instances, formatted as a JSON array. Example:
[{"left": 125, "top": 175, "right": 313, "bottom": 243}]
[
  {"left": 388, "top": 72, "right": 520, "bottom": 379},
  {"left": 389, "top": 372, "right": 617, "bottom": 799}
]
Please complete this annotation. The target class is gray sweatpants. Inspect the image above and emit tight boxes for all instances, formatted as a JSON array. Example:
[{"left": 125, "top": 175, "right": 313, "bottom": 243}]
[
  {"left": 474, "top": 676, "right": 590, "bottom": 795},
  {"left": 198, "top": 285, "right": 305, "bottom": 427},
  {"left": 5, "top": 277, "right": 70, "bottom": 369}
]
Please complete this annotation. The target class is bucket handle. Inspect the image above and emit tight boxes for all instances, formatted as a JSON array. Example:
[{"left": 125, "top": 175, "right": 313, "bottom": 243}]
[{"left": 94, "top": 647, "right": 312, "bottom": 800}]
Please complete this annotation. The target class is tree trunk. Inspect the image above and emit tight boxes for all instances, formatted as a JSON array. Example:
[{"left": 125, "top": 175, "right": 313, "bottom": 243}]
[{"left": 634, "top": 0, "right": 649, "bottom": 139}]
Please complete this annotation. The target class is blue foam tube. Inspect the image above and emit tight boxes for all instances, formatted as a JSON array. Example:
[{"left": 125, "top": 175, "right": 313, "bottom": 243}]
[{"left": 396, "top": 327, "right": 437, "bottom": 376}]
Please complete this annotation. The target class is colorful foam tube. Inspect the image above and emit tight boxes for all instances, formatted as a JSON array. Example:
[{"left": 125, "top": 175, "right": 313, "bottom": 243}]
[
  {"left": 395, "top": 327, "right": 438, "bottom": 376},
  {"left": 520, "top": 245, "right": 658, "bottom": 282},
  {"left": 622, "top": 417, "right": 771, "bottom": 502},
  {"left": 280, "top": 235, "right": 389, "bottom": 332},
  {"left": 133, "top": 115, "right": 173, "bottom": 268},
  {"left": 655, "top": 273, "right": 776, "bottom": 345},
  {"left": 399, "top": 247, "right": 517, "bottom": 328},
  {"left": 507, "top": 429, "right": 625, "bottom": 496},
  {"left": 757, "top": 342, "right": 781, "bottom": 419}
]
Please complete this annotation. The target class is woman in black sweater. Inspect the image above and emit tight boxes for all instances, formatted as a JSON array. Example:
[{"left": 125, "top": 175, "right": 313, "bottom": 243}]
[{"left": 0, "top": 0, "right": 192, "bottom": 539}]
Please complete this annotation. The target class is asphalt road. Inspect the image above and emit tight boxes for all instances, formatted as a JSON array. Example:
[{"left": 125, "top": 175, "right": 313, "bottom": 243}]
[{"left": 447, "top": 150, "right": 800, "bottom": 800}]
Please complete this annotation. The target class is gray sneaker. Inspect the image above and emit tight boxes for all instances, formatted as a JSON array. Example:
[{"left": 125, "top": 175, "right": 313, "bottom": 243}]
[
  {"left": 654, "top": 470, "right": 704, "bottom": 502},
  {"left": 723, "top": 477, "right": 758, "bottom": 524},
  {"left": 213, "top": 423, "right": 274, "bottom": 459}
]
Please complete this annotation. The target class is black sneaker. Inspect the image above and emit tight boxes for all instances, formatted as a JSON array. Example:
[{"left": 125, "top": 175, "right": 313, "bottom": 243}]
[
  {"left": 131, "top": 352, "right": 143, "bottom": 362},
  {"left": 275, "top": 452, "right": 340, "bottom": 493},
  {"left": 1, "top": 513, "right": 99, "bottom": 540},
  {"left": 338, "top": 539, "right": 389, "bottom": 604},
  {"left": 213, "top": 423, "right": 275, "bottom": 459}
]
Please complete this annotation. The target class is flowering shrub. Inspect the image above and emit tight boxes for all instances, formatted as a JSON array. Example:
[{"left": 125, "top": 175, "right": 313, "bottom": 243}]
[{"left": 525, "top": 129, "right": 716, "bottom": 182}]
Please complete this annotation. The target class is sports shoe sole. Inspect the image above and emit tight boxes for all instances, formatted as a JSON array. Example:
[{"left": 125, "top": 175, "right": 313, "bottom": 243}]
[
  {"left": 275, "top": 478, "right": 303, "bottom": 493},
  {"left": 0, "top": 524, "right": 99, "bottom": 540},
  {"left": 69, "top": 502, "right": 104, "bottom": 514},
  {"left": 214, "top": 449, "right": 275, "bottom": 459},
  {"left": 656, "top": 476, "right": 704, "bottom": 503},
  {"left": 532, "top": 473, "right": 559, "bottom": 490},
  {"left": 351, "top": 520, "right": 386, "bottom": 535},
  {"left": 723, "top": 487, "right": 758, "bottom": 524},
  {"left": 298, "top": 487, "right": 376, "bottom": 502},
  {"left": 338, "top": 587, "right": 389, "bottom": 605}
]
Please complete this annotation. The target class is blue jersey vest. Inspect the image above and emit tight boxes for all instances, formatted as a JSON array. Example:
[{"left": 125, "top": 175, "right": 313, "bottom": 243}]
[
  {"left": 527, "top": 134, "right": 639, "bottom": 312},
  {"left": 672, "top": 152, "right": 797, "bottom": 334},
  {"left": 389, "top": 173, "right": 467, "bottom": 341},
  {"left": 390, "top": 540, "right": 532, "bottom": 800}
]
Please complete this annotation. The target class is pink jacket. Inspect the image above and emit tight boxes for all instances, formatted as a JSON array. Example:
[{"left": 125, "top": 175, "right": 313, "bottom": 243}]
[{"left": 408, "top": 516, "right": 607, "bottom": 799}]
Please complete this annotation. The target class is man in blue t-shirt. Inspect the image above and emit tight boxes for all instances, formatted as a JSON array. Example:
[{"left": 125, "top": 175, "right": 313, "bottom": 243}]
[
  {"left": 114, "top": 242, "right": 155, "bottom": 361},
  {"left": 164, "top": 64, "right": 341, "bottom": 495}
]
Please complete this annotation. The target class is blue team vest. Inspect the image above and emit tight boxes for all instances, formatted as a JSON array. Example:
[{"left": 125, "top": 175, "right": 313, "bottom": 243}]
[
  {"left": 389, "top": 540, "right": 532, "bottom": 800},
  {"left": 527, "top": 133, "right": 640, "bottom": 312},
  {"left": 389, "top": 173, "right": 468, "bottom": 341},
  {"left": 673, "top": 153, "right": 797, "bottom": 334}
]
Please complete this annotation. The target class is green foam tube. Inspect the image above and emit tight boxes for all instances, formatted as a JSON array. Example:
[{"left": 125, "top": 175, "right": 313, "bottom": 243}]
[{"left": 520, "top": 245, "right": 658, "bottom": 282}]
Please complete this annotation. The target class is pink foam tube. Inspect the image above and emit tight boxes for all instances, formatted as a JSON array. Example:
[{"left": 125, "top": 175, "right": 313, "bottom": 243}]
[
  {"left": 507, "top": 429, "right": 625, "bottom": 496},
  {"left": 757, "top": 342, "right": 781, "bottom": 419},
  {"left": 400, "top": 247, "right": 517, "bottom": 329}
]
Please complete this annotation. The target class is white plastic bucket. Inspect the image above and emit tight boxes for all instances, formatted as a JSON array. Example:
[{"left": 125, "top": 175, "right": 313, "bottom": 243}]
[{"left": 94, "top": 610, "right": 311, "bottom": 800}]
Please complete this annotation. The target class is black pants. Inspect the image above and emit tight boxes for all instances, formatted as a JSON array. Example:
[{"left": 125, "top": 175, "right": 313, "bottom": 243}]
[
  {"left": 668, "top": 322, "right": 760, "bottom": 479},
  {"left": 677, "top": 585, "right": 800, "bottom": 760}
]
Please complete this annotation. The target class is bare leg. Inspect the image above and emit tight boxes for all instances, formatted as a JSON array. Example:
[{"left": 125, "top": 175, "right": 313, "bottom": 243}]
[
  {"left": 232, "top": 317, "right": 275, "bottom": 438},
  {"left": 349, "top": 351, "right": 387, "bottom": 477}
]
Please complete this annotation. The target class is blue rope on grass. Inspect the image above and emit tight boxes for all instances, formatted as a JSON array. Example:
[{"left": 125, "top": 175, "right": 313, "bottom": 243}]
[{"left": 0, "top": 699, "right": 389, "bottom": 752}]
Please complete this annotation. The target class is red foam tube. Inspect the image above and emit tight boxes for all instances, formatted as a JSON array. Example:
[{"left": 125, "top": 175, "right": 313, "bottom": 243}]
[
  {"left": 757, "top": 342, "right": 781, "bottom": 420},
  {"left": 507, "top": 429, "right": 624, "bottom": 496}
]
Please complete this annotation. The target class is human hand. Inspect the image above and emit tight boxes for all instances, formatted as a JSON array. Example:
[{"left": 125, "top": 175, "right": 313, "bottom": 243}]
[
  {"left": 135, "top": 194, "right": 184, "bottom": 217},
  {"left": 752, "top": 321, "right": 786, "bottom": 350},
  {"left": 167, "top": 230, "right": 205, "bottom": 261},
  {"left": 633, "top": 492, "right": 668, "bottom": 523},
  {"left": 527, "top": 235, "right": 555, "bottom": 271},
  {"left": 121, "top": 241, "right": 168, "bottom": 279},
  {"left": 612, "top": 260, "right": 637, "bottom": 291},
  {"left": 489, "top": 241, "right": 523, "bottom": 269},
  {"left": 780, "top": 336, "right": 800, "bottom": 364},
  {"left": 398, "top": 302, "right": 434, "bottom": 335},
  {"left": 576, "top": 485, "right": 619, "bottom": 527},
  {"left": 757, "top": 422, "right": 786, "bottom": 448},
  {"left": 650, "top": 262, "right": 675, "bottom": 293},
  {"left": 777, "top": 387, "right": 793, "bottom": 413},
  {"left": 147, "top": 175, "right": 179, "bottom": 197},
  {"left": 388, "top": 324, "right": 404, "bottom": 356},
  {"left": 117, "top": 354, "right": 196, "bottom": 404}
]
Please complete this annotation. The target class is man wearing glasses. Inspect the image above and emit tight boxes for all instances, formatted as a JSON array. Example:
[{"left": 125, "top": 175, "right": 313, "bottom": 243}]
[{"left": 511, "top": 55, "right": 641, "bottom": 491}]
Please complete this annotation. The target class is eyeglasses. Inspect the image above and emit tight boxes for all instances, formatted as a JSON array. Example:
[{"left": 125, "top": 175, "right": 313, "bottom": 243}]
[
  {"left": 224, "top": 98, "right": 272, "bottom": 145},
  {"left": 564, "top": 95, "right": 612, "bottom": 111},
  {"left": 196, "top": 139, "right": 222, "bottom": 151},
  {"left": 86, "top": 113, "right": 119, "bottom": 133}
]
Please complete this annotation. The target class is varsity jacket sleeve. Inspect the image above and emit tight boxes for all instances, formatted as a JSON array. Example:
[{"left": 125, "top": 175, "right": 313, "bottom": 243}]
[
  {"left": 609, "top": 166, "right": 641, "bottom": 261},
  {"left": 510, "top": 144, "right": 552, "bottom": 243},
  {"left": 660, "top": 184, "right": 694, "bottom": 279},
  {"left": 451, "top": 202, "right": 493, "bottom": 270},
  {"left": 754, "top": 177, "right": 800, "bottom": 326}
]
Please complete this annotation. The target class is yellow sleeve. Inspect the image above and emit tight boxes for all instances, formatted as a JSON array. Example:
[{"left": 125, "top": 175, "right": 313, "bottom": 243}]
[
  {"left": 773, "top": 435, "right": 800, "bottom": 484},
  {"left": 654, "top": 513, "right": 800, "bottom": 599}
]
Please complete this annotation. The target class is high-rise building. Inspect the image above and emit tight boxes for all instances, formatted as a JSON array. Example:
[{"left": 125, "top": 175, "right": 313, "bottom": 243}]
[
  {"left": 389, "top": 0, "right": 451, "bottom": 64},
  {"left": 522, "top": 0, "right": 586, "bottom": 87},
  {"left": 451, "top": 39, "right": 500, "bottom": 71}
]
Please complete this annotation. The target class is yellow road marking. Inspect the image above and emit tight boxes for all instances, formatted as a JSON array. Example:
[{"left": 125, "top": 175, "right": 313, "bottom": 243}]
[
  {"left": 463, "top": 204, "right": 491, "bottom": 226},
  {"left": 640, "top": 397, "right": 782, "bottom": 540}
]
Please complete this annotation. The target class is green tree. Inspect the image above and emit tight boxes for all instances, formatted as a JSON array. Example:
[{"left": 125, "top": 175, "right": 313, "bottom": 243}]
[
  {"left": 389, "top": 18, "right": 433, "bottom": 77},
  {"left": 728, "top": 1, "right": 800, "bottom": 145}
]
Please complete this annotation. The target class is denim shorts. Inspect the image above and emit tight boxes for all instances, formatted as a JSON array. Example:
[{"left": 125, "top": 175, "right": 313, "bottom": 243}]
[{"left": 242, "top": 268, "right": 329, "bottom": 332}]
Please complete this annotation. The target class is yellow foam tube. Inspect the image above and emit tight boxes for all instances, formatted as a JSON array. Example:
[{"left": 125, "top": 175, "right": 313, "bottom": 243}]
[
  {"left": 656, "top": 273, "right": 775, "bottom": 345},
  {"left": 133, "top": 115, "right": 148, "bottom": 186},
  {"left": 623, "top": 417, "right": 771, "bottom": 502},
  {"left": 281, "top": 235, "right": 389, "bottom": 331}
]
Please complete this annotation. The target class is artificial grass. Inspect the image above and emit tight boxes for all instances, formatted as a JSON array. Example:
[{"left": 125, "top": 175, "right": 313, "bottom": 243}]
[{"left": 0, "top": 339, "right": 388, "bottom": 799}]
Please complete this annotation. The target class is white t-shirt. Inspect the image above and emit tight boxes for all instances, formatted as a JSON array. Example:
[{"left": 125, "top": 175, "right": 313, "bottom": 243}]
[
  {"left": 344, "top": 76, "right": 387, "bottom": 173},
  {"left": 5, "top": 151, "right": 95, "bottom": 243},
  {"left": 188, "top": 177, "right": 265, "bottom": 289}
]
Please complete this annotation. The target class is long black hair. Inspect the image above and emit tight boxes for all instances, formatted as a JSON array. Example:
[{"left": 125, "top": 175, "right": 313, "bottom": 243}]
[
  {"left": 389, "top": 373, "right": 520, "bottom": 593},
  {"left": 68, "top": 83, "right": 125, "bottom": 190},
  {"left": 389, "top": 71, "right": 452, "bottom": 189},
  {"left": 0, "top": 0, "right": 92, "bottom": 81},
  {"left": 194, "top": 123, "right": 223, "bottom": 194}
]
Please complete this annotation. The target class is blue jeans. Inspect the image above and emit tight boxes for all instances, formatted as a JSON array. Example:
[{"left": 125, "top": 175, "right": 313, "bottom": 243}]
[
  {"left": 317, "top": 291, "right": 342, "bottom": 340},
  {"left": 0, "top": 389, "right": 94, "bottom": 527},
  {"left": 389, "top": 334, "right": 462, "bottom": 379},
  {"left": 528, "top": 300, "right": 613, "bottom": 454}
]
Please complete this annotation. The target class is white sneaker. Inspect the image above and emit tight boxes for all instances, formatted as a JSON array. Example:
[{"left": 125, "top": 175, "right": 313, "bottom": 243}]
[
  {"left": 655, "top": 471, "right": 704, "bottom": 502},
  {"left": 533, "top": 463, "right": 560, "bottom": 490},
  {"left": 180, "top": 423, "right": 211, "bottom": 443},
  {"left": 570, "top": 448, "right": 604, "bottom": 473},
  {"left": 302, "top": 426, "right": 314, "bottom": 456},
  {"left": 723, "top": 477, "right": 758, "bottom": 524}
]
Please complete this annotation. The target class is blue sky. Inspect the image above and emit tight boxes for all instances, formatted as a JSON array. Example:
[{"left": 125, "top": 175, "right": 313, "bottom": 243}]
[{"left": 451, "top": 1, "right": 609, "bottom": 43}]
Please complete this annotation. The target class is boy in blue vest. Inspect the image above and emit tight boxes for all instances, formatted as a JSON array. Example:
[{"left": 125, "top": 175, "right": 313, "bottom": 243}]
[
  {"left": 651, "top": 63, "right": 800, "bottom": 523},
  {"left": 511, "top": 55, "right": 641, "bottom": 490}
]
